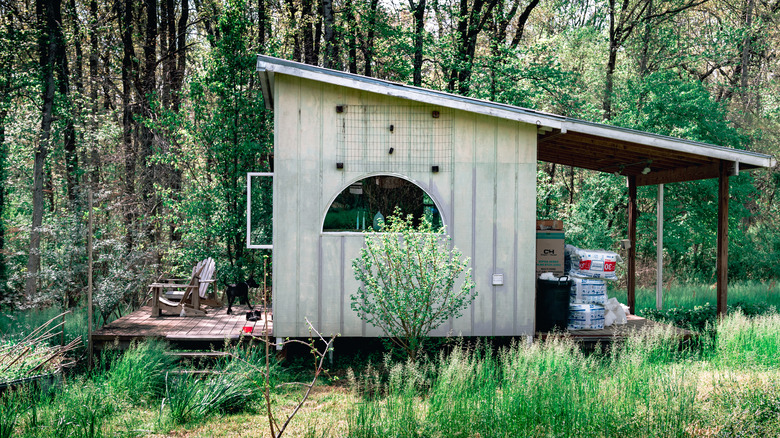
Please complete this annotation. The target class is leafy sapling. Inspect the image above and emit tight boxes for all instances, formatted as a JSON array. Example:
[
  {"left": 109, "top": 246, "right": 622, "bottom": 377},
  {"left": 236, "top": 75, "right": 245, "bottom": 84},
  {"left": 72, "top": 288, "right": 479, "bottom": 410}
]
[{"left": 351, "top": 209, "right": 476, "bottom": 358}]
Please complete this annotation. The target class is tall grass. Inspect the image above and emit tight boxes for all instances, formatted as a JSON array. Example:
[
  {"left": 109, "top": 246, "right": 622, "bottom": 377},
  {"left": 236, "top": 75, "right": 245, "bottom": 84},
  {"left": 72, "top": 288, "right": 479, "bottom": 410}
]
[
  {"left": 716, "top": 310, "right": 780, "bottom": 369},
  {"left": 106, "top": 340, "right": 176, "bottom": 405},
  {"left": 350, "top": 327, "right": 702, "bottom": 437},
  {"left": 350, "top": 311, "right": 780, "bottom": 437}
]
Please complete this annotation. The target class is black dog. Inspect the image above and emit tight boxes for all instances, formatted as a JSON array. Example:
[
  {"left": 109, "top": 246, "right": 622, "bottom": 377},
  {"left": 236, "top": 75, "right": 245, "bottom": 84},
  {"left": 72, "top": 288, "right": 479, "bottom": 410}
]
[{"left": 226, "top": 278, "right": 259, "bottom": 315}]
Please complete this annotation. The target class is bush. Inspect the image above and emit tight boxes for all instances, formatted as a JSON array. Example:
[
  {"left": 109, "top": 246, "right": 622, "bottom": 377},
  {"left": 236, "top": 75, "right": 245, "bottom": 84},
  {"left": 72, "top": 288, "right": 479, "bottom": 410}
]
[{"left": 351, "top": 211, "right": 476, "bottom": 358}]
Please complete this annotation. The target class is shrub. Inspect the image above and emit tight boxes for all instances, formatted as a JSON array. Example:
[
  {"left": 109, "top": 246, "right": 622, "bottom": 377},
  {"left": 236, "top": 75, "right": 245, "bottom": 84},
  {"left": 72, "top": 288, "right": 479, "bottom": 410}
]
[{"left": 351, "top": 211, "right": 476, "bottom": 358}]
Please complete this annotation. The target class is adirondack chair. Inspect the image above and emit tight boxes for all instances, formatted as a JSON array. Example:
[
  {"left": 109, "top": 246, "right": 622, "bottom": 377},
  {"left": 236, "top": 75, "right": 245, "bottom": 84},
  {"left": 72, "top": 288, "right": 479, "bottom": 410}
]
[{"left": 150, "top": 258, "right": 219, "bottom": 317}]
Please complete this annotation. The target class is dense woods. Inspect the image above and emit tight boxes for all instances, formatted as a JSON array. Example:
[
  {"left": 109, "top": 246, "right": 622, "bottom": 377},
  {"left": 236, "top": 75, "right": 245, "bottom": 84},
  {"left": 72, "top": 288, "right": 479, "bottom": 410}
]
[{"left": 0, "top": 0, "right": 778, "bottom": 319}]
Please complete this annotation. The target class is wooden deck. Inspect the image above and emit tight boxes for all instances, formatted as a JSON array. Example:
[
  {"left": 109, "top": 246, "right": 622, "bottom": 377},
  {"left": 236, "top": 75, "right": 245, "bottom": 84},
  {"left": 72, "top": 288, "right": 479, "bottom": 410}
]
[
  {"left": 93, "top": 309, "right": 687, "bottom": 351},
  {"left": 537, "top": 314, "right": 692, "bottom": 343},
  {"left": 92, "top": 306, "right": 273, "bottom": 350}
]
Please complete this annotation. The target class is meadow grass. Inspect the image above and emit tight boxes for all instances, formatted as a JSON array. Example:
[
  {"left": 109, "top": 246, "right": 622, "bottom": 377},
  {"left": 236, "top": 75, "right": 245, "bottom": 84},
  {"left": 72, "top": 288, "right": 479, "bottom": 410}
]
[
  {"left": 2, "top": 283, "right": 780, "bottom": 437},
  {"left": 348, "top": 311, "right": 780, "bottom": 437},
  {"left": 611, "top": 280, "right": 780, "bottom": 312}
]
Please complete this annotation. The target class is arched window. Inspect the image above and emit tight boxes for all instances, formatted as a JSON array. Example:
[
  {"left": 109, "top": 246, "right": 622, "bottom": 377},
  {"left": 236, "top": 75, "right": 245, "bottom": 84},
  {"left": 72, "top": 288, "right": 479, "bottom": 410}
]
[{"left": 323, "top": 176, "right": 442, "bottom": 232}]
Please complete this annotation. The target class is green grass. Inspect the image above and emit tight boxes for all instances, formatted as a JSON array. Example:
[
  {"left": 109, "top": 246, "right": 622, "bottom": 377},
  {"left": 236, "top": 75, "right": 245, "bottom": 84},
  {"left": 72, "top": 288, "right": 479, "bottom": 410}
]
[
  {"left": 348, "top": 311, "right": 780, "bottom": 437},
  {"left": 0, "top": 306, "right": 88, "bottom": 344},
  {"left": 3, "top": 284, "right": 780, "bottom": 437},
  {"left": 611, "top": 280, "right": 780, "bottom": 312}
]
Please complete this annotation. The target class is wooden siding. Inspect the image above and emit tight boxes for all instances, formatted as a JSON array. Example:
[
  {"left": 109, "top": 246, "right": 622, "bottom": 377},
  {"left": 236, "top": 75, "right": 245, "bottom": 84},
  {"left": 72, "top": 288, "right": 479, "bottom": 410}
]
[{"left": 272, "top": 75, "right": 537, "bottom": 338}]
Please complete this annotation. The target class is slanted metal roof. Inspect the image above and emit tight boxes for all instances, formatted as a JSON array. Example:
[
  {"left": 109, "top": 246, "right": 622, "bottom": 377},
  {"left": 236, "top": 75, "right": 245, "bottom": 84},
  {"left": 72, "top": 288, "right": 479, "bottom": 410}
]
[{"left": 256, "top": 55, "right": 776, "bottom": 185}]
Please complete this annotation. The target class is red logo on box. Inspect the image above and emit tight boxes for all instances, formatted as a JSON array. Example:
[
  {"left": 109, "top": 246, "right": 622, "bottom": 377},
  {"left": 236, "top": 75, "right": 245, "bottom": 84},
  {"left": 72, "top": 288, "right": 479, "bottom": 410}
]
[
  {"left": 579, "top": 260, "right": 591, "bottom": 270},
  {"left": 604, "top": 261, "right": 616, "bottom": 272}
]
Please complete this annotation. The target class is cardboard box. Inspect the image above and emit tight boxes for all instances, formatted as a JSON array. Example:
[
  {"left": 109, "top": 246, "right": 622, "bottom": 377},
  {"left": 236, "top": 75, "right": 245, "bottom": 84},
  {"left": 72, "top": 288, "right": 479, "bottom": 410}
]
[
  {"left": 536, "top": 220, "right": 564, "bottom": 231},
  {"left": 536, "top": 230, "right": 565, "bottom": 277}
]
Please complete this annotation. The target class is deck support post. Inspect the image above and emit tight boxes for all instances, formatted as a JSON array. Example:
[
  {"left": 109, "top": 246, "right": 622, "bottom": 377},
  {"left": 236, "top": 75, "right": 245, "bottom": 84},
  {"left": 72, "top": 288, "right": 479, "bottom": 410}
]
[
  {"left": 656, "top": 184, "right": 663, "bottom": 310},
  {"left": 627, "top": 176, "right": 637, "bottom": 315},
  {"left": 717, "top": 161, "right": 729, "bottom": 317}
]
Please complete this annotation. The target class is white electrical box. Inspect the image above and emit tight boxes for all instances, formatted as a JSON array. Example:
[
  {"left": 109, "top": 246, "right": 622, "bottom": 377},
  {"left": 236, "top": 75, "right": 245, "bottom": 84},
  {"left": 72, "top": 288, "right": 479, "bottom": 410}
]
[{"left": 492, "top": 274, "right": 504, "bottom": 286}]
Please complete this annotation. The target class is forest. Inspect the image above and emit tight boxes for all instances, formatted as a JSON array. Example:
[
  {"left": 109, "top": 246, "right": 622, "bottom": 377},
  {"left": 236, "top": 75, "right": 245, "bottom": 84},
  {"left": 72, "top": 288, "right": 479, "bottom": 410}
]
[{"left": 0, "top": 0, "right": 778, "bottom": 321}]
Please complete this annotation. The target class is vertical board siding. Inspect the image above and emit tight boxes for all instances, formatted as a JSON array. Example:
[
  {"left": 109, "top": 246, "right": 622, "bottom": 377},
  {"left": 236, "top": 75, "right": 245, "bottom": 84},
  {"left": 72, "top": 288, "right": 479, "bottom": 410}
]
[
  {"left": 342, "top": 236, "right": 367, "bottom": 336},
  {"left": 472, "top": 115, "right": 497, "bottom": 335},
  {"left": 272, "top": 76, "right": 537, "bottom": 338},
  {"left": 493, "top": 118, "right": 519, "bottom": 335},
  {"left": 272, "top": 76, "right": 301, "bottom": 335},
  {"left": 450, "top": 111, "right": 476, "bottom": 335},
  {"left": 295, "top": 82, "right": 323, "bottom": 336},
  {"left": 319, "top": 235, "right": 342, "bottom": 336}
]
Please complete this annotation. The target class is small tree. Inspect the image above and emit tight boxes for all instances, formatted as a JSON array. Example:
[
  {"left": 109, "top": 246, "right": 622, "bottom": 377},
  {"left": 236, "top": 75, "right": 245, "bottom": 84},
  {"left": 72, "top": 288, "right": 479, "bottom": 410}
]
[{"left": 351, "top": 211, "right": 476, "bottom": 357}]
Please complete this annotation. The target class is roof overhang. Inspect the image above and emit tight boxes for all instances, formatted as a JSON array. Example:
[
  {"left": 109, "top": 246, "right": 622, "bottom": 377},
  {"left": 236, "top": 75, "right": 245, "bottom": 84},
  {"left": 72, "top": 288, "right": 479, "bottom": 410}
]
[{"left": 256, "top": 55, "right": 776, "bottom": 186}]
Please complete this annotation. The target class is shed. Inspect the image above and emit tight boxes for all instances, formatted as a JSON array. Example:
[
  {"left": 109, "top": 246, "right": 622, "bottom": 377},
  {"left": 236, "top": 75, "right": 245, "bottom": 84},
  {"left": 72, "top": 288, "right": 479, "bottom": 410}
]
[{"left": 253, "top": 55, "right": 776, "bottom": 339}]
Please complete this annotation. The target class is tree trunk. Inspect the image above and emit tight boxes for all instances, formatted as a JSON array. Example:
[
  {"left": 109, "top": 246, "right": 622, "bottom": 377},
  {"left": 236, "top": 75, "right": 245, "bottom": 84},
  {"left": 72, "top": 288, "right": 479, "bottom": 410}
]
[
  {"left": 345, "top": 0, "right": 358, "bottom": 73},
  {"left": 160, "top": 0, "right": 171, "bottom": 109},
  {"left": 322, "top": 0, "right": 339, "bottom": 69},
  {"left": 58, "top": 13, "right": 77, "bottom": 205},
  {"left": 363, "top": 0, "right": 379, "bottom": 76},
  {"left": 89, "top": 0, "right": 100, "bottom": 188},
  {"left": 120, "top": 0, "right": 137, "bottom": 250},
  {"left": 66, "top": 0, "right": 82, "bottom": 204},
  {"left": 168, "top": 0, "right": 188, "bottom": 242},
  {"left": 604, "top": 0, "right": 618, "bottom": 121},
  {"left": 301, "top": 0, "right": 316, "bottom": 64},
  {"left": 258, "top": 0, "right": 268, "bottom": 51},
  {"left": 739, "top": 0, "right": 754, "bottom": 111},
  {"left": 638, "top": 0, "right": 653, "bottom": 77},
  {"left": 0, "top": 109, "right": 7, "bottom": 290},
  {"left": 411, "top": 0, "right": 426, "bottom": 87},
  {"left": 27, "top": 0, "right": 63, "bottom": 299},
  {"left": 139, "top": 0, "right": 158, "bottom": 244},
  {"left": 287, "top": 0, "right": 302, "bottom": 62}
]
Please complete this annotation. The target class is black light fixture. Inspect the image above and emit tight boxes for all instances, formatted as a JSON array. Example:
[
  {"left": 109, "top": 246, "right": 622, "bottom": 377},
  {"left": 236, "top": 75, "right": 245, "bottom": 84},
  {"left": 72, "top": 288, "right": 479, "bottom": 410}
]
[
  {"left": 336, "top": 105, "right": 345, "bottom": 113},
  {"left": 336, "top": 162, "right": 344, "bottom": 169},
  {"left": 389, "top": 124, "right": 394, "bottom": 132},
  {"left": 388, "top": 147, "right": 394, "bottom": 154},
  {"left": 431, "top": 165, "right": 439, "bottom": 173}
]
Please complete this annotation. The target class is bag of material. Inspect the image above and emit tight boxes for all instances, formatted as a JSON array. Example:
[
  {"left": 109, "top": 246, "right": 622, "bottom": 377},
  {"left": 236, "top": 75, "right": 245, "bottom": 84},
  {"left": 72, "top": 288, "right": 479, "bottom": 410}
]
[
  {"left": 603, "top": 297, "right": 627, "bottom": 327},
  {"left": 565, "top": 245, "right": 622, "bottom": 280},
  {"left": 569, "top": 277, "right": 608, "bottom": 305},
  {"left": 568, "top": 303, "right": 605, "bottom": 330}
]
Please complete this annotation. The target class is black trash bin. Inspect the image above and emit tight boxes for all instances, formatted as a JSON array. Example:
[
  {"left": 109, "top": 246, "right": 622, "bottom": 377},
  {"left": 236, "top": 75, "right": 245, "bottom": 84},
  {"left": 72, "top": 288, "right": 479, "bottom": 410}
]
[{"left": 536, "top": 276, "right": 571, "bottom": 332}]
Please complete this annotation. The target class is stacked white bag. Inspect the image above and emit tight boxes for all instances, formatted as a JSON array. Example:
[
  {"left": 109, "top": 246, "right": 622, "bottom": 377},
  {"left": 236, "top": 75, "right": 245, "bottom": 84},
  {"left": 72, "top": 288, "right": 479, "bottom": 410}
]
[{"left": 565, "top": 245, "right": 627, "bottom": 330}]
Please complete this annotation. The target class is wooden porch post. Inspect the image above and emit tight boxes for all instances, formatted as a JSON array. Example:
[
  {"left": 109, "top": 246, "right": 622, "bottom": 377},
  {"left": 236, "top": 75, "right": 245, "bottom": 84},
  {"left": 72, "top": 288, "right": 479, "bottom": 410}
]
[
  {"left": 628, "top": 175, "right": 637, "bottom": 314},
  {"left": 717, "top": 161, "right": 729, "bottom": 316}
]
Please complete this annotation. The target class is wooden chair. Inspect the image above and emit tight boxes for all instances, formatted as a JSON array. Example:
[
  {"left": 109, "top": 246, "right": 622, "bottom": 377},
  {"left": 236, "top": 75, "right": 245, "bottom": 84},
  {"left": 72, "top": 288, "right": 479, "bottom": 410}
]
[{"left": 150, "top": 258, "right": 219, "bottom": 317}]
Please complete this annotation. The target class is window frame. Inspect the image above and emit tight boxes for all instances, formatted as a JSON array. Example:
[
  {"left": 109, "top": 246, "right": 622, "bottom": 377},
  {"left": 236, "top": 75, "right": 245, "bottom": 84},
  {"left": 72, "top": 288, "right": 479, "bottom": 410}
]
[
  {"left": 320, "top": 174, "right": 446, "bottom": 234},
  {"left": 246, "top": 172, "right": 274, "bottom": 249}
]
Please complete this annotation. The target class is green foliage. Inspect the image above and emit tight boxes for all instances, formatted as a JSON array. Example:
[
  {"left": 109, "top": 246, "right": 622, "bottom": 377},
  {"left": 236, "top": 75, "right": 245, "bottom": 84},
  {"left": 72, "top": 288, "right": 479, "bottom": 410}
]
[
  {"left": 351, "top": 211, "right": 476, "bottom": 358},
  {"left": 717, "top": 310, "right": 780, "bottom": 369},
  {"left": 38, "top": 379, "right": 116, "bottom": 438},
  {"left": 349, "top": 333, "right": 701, "bottom": 437},
  {"left": 0, "top": 390, "right": 23, "bottom": 438},
  {"left": 155, "top": 0, "right": 271, "bottom": 285},
  {"left": 107, "top": 340, "right": 176, "bottom": 405}
]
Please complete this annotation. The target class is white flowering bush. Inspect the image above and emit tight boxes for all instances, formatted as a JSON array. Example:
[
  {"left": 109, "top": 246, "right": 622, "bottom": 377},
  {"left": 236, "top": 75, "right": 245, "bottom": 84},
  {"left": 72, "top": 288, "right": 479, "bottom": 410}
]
[{"left": 351, "top": 211, "right": 476, "bottom": 357}]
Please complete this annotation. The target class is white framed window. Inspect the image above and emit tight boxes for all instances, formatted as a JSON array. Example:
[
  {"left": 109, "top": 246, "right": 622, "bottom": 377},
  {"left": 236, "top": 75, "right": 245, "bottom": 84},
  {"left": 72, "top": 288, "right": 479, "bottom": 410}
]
[
  {"left": 322, "top": 175, "right": 443, "bottom": 232},
  {"left": 247, "top": 172, "right": 273, "bottom": 249}
]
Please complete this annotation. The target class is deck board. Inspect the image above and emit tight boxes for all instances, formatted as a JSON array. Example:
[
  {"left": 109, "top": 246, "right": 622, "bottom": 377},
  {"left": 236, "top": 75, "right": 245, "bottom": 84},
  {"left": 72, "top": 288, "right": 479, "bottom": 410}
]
[{"left": 92, "top": 306, "right": 273, "bottom": 349}]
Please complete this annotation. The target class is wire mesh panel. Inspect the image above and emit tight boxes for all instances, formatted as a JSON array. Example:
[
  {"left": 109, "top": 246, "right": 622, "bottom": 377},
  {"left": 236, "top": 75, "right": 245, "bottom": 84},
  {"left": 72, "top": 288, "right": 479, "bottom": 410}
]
[{"left": 337, "top": 105, "right": 452, "bottom": 173}]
